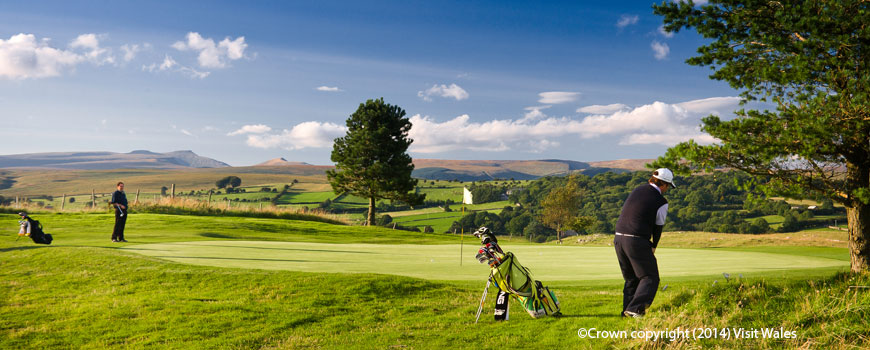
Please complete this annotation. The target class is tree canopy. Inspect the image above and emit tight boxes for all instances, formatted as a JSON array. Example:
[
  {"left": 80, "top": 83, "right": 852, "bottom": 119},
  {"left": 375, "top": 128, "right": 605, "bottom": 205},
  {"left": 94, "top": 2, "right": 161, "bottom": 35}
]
[
  {"left": 652, "top": 0, "right": 870, "bottom": 271},
  {"left": 215, "top": 176, "right": 242, "bottom": 189},
  {"left": 327, "top": 98, "right": 424, "bottom": 225}
]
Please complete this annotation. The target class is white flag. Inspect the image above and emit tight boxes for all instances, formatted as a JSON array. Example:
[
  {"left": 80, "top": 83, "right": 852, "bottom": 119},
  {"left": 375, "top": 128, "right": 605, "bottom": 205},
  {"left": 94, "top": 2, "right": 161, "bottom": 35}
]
[{"left": 463, "top": 187, "right": 473, "bottom": 205}]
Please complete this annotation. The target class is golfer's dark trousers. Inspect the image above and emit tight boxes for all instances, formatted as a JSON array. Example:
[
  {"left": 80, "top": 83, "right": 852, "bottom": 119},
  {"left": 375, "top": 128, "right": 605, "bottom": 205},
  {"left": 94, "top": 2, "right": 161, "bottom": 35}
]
[
  {"left": 112, "top": 209, "right": 127, "bottom": 241},
  {"left": 614, "top": 235, "right": 659, "bottom": 314}
]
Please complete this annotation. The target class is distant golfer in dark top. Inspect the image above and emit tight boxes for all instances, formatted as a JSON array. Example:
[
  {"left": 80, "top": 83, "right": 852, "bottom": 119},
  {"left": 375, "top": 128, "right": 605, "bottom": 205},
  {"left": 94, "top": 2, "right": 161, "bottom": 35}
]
[
  {"left": 110, "top": 182, "right": 129, "bottom": 242},
  {"left": 614, "top": 168, "right": 676, "bottom": 318}
]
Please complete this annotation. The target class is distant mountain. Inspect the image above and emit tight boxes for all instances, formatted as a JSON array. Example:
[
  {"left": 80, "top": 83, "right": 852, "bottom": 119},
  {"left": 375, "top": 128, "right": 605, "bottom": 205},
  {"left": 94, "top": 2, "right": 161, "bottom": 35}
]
[
  {"left": 410, "top": 158, "right": 649, "bottom": 181},
  {"left": 0, "top": 150, "right": 230, "bottom": 170},
  {"left": 254, "top": 158, "right": 311, "bottom": 166}
]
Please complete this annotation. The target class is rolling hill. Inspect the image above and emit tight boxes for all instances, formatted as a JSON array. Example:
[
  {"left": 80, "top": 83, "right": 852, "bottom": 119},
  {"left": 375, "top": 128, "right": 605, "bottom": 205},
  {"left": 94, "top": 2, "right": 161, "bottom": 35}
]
[{"left": 0, "top": 150, "right": 229, "bottom": 169}]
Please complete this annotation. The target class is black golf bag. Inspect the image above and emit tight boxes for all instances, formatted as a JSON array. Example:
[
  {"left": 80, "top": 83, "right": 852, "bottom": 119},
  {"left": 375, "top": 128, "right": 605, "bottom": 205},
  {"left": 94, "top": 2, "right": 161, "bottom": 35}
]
[{"left": 25, "top": 218, "right": 53, "bottom": 245}]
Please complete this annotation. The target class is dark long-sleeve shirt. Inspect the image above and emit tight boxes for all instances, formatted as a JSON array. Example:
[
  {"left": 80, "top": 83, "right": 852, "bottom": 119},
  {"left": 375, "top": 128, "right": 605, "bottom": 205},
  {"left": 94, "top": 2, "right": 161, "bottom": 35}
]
[{"left": 111, "top": 190, "right": 128, "bottom": 207}]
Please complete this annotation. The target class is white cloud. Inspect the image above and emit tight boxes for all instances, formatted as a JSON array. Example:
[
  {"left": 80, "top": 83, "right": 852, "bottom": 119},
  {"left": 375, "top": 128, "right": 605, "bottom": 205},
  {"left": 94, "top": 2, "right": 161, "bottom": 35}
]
[
  {"left": 406, "top": 96, "right": 740, "bottom": 153},
  {"left": 233, "top": 122, "right": 347, "bottom": 150},
  {"left": 172, "top": 32, "right": 247, "bottom": 68},
  {"left": 227, "top": 124, "right": 272, "bottom": 136},
  {"left": 316, "top": 86, "right": 341, "bottom": 92},
  {"left": 180, "top": 129, "right": 195, "bottom": 137},
  {"left": 120, "top": 43, "right": 150, "bottom": 62},
  {"left": 231, "top": 97, "right": 740, "bottom": 153},
  {"left": 70, "top": 34, "right": 114, "bottom": 65},
  {"left": 577, "top": 103, "right": 628, "bottom": 114},
  {"left": 651, "top": 41, "right": 670, "bottom": 60},
  {"left": 538, "top": 91, "right": 580, "bottom": 104},
  {"left": 520, "top": 105, "right": 552, "bottom": 123},
  {"left": 142, "top": 54, "right": 209, "bottom": 79},
  {"left": 675, "top": 96, "right": 742, "bottom": 114},
  {"left": 617, "top": 14, "right": 639, "bottom": 28},
  {"left": 658, "top": 25, "right": 674, "bottom": 39},
  {"left": 0, "top": 33, "right": 83, "bottom": 79},
  {"left": 417, "top": 83, "right": 469, "bottom": 101},
  {"left": 142, "top": 55, "right": 177, "bottom": 72}
]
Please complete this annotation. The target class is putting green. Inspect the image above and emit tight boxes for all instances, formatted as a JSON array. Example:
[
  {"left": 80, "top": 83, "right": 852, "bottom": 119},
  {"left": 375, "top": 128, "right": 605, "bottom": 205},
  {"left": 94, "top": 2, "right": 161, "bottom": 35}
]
[{"left": 123, "top": 241, "right": 848, "bottom": 281}]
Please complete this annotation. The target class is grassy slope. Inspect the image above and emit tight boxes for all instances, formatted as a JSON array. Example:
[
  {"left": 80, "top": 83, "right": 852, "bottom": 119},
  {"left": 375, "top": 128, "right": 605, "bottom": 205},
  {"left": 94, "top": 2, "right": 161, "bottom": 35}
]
[
  {"left": 0, "top": 168, "right": 328, "bottom": 197},
  {"left": 1, "top": 213, "right": 866, "bottom": 349}
]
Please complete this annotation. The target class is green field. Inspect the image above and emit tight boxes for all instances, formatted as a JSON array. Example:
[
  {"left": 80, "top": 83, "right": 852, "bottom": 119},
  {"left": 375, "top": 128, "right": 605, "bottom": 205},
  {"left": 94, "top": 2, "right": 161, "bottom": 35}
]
[{"left": 2, "top": 211, "right": 866, "bottom": 349}]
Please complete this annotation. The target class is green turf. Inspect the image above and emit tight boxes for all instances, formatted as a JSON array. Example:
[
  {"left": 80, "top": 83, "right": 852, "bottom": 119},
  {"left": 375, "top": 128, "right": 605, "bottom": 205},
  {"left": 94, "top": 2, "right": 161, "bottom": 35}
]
[
  {"left": 123, "top": 241, "right": 848, "bottom": 281},
  {"left": 1, "top": 212, "right": 865, "bottom": 349}
]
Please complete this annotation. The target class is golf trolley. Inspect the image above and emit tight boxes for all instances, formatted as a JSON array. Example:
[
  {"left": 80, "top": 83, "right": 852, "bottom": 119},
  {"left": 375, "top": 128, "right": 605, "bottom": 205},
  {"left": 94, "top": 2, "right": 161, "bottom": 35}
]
[{"left": 473, "top": 227, "right": 560, "bottom": 322}]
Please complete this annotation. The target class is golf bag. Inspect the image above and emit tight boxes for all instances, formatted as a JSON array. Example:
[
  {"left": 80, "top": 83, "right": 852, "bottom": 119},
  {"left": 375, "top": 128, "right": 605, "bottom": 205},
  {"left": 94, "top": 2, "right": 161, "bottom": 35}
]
[
  {"left": 474, "top": 227, "right": 560, "bottom": 319},
  {"left": 21, "top": 217, "right": 53, "bottom": 245}
]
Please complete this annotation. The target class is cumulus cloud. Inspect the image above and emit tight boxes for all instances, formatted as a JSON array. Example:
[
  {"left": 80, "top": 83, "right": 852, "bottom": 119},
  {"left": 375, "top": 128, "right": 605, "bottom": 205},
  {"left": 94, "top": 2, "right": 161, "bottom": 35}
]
[
  {"left": 142, "top": 54, "right": 209, "bottom": 79},
  {"left": 658, "top": 25, "right": 674, "bottom": 39},
  {"left": 577, "top": 103, "right": 629, "bottom": 114},
  {"left": 316, "top": 86, "right": 341, "bottom": 92},
  {"left": 229, "top": 97, "right": 740, "bottom": 153},
  {"left": 406, "top": 96, "right": 740, "bottom": 153},
  {"left": 0, "top": 33, "right": 85, "bottom": 79},
  {"left": 230, "top": 122, "right": 347, "bottom": 150},
  {"left": 172, "top": 32, "right": 247, "bottom": 68},
  {"left": 227, "top": 124, "right": 272, "bottom": 136},
  {"left": 538, "top": 91, "right": 580, "bottom": 104},
  {"left": 520, "top": 105, "right": 552, "bottom": 123},
  {"left": 120, "top": 43, "right": 150, "bottom": 62},
  {"left": 617, "top": 14, "right": 639, "bottom": 28},
  {"left": 418, "top": 83, "right": 469, "bottom": 101},
  {"left": 651, "top": 41, "right": 670, "bottom": 60},
  {"left": 70, "top": 34, "right": 115, "bottom": 65}
]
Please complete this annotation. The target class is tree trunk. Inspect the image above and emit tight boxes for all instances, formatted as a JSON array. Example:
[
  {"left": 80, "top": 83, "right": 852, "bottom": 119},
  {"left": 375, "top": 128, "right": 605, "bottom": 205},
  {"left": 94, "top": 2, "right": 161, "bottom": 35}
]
[
  {"left": 367, "top": 196, "right": 376, "bottom": 226},
  {"left": 847, "top": 202, "right": 870, "bottom": 272},
  {"left": 847, "top": 159, "right": 870, "bottom": 272}
]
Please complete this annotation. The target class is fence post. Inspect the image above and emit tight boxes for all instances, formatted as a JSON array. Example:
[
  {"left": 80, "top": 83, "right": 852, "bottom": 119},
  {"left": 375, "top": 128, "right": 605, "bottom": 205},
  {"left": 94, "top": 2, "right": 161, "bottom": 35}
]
[
  {"left": 208, "top": 192, "right": 212, "bottom": 207},
  {"left": 170, "top": 184, "right": 175, "bottom": 199},
  {"left": 135, "top": 189, "right": 140, "bottom": 205},
  {"left": 91, "top": 189, "right": 96, "bottom": 209},
  {"left": 61, "top": 194, "right": 66, "bottom": 211}
]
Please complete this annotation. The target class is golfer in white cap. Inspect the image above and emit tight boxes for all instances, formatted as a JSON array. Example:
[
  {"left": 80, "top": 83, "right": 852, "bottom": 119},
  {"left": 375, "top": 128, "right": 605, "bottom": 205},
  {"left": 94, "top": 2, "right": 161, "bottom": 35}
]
[{"left": 613, "top": 168, "right": 676, "bottom": 318}]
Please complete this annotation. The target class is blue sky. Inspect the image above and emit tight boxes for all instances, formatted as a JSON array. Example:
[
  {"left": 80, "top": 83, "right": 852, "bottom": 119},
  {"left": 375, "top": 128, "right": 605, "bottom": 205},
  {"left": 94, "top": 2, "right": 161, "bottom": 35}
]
[{"left": 0, "top": 0, "right": 745, "bottom": 166}]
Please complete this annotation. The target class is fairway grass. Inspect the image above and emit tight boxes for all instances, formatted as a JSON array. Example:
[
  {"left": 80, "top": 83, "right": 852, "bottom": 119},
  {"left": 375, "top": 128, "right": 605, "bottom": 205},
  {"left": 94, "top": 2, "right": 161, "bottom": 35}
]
[
  {"left": 1, "top": 212, "right": 866, "bottom": 349},
  {"left": 123, "top": 241, "right": 849, "bottom": 282}
]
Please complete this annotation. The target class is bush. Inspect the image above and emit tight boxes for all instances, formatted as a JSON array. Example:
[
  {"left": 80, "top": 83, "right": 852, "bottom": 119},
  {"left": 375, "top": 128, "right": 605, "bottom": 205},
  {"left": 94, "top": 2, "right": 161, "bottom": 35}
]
[{"left": 376, "top": 215, "right": 393, "bottom": 226}]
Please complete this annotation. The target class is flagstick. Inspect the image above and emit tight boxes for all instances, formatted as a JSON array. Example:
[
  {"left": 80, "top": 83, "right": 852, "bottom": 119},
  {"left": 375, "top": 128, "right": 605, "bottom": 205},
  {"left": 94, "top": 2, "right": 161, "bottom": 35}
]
[{"left": 460, "top": 203, "right": 464, "bottom": 266}]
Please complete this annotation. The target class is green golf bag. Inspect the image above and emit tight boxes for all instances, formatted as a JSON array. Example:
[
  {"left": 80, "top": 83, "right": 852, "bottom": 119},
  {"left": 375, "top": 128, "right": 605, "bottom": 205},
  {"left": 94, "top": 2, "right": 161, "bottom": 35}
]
[{"left": 490, "top": 252, "right": 561, "bottom": 318}]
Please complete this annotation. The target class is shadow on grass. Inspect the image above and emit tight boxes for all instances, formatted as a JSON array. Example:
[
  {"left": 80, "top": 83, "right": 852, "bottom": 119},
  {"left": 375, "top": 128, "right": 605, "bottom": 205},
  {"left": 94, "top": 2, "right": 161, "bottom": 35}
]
[
  {"left": 179, "top": 240, "right": 380, "bottom": 255},
  {"left": 0, "top": 245, "right": 46, "bottom": 252},
  {"left": 556, "top": 314, "right": 620, "bottom": 318},
  {"left": 154, "top": 255, "right": 351, "bottom": 263}
]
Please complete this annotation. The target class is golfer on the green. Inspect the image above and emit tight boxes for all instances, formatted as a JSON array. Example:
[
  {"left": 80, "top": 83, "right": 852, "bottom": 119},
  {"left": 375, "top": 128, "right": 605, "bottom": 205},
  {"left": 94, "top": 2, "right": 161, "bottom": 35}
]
[{"left": 614, "top": 168, "right": 675, "bottom": 318}]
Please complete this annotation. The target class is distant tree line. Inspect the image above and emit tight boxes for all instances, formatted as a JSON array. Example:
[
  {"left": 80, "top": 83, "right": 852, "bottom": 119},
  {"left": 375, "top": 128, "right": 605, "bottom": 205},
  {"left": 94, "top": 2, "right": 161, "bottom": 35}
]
[{"left": 446, "top": 170, "right": 846, "bottom": 238}]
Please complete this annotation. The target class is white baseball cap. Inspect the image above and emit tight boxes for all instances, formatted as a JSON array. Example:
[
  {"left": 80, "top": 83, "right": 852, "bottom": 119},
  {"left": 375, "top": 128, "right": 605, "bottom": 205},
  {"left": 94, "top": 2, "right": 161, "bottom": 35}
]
[{"left": 652, "top": 168, "right": 676, "bottom": 188}]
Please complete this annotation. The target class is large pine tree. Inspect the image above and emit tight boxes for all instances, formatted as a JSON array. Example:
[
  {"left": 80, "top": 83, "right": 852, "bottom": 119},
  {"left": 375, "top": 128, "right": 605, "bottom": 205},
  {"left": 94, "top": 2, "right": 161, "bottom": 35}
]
[
  {"left": 327, "top": 98, "right": 424, "bottom": 225},
  {"left": 652, "top": 0, "right": 870, "bottom": 271}
]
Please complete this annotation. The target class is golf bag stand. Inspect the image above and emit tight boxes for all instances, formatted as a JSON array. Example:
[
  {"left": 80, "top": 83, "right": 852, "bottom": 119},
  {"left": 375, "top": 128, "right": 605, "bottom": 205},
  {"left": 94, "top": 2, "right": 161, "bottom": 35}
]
[{"left": 473, "top": 226, "right": 561, "bottom": 319}]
